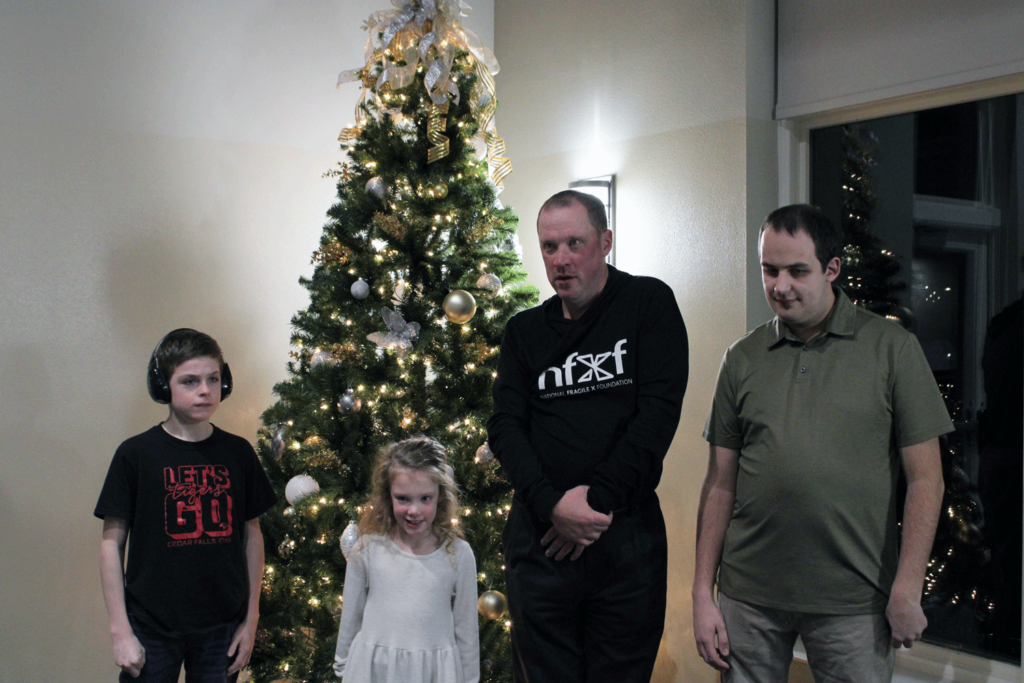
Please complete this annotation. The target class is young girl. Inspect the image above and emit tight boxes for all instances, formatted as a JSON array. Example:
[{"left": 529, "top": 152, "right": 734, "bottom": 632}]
[{"left": 334, "top": 437, "right": 480, "bottom": 683}]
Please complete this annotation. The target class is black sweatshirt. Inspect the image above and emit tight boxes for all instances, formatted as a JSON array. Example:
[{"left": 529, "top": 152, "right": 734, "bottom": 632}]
[{"left": 487, "top": 266, "right": 689, "bottom": 523}]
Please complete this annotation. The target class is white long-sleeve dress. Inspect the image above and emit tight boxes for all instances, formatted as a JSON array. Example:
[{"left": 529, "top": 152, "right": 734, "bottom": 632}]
[{"left": 334, "top": 534, "right": 480, "bottom": 683}]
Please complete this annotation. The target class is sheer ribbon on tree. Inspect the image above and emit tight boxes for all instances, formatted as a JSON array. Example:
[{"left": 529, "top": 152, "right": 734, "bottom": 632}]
[{"left": 337, "top": 0, "right": 511, "bottom": 190}]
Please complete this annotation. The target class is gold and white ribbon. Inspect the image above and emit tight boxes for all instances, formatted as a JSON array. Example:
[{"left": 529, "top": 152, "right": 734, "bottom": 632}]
[
  {"left": 427, "top": 102, "right": 450, "bottom": 163},
  {"left": 336, "top": 0, "right": 512, "bottom": 188}
]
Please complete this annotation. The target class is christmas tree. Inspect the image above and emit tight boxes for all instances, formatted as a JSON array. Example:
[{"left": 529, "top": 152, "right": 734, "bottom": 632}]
[
  {"left": 248, "top": 3, "right": 535, "bottom": 681},
  {"left": 835, "top": 124, "right": 993, "bottom": 640},
  {"left": 837, "top": 124, "right": 904, "bottom": 317},
  {"left": 922, "top": 432, "right": 993, "bottom": 625}
]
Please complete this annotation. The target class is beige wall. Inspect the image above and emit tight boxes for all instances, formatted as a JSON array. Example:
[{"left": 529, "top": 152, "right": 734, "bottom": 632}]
[
  {"left": 0, "top": 2, "right": 492, "bottom": 681},
  {"left": 494, "top": 1, "right": 777, "bottom": 681},
  {"left": 0, "top": 0, "right": 776, "bottom": 681},
  {"left": 777, "top": 0, "right": 1024, "bottom": 118}
]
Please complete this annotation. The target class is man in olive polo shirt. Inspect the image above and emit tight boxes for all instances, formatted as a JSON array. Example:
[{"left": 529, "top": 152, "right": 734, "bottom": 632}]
[{"left": 692, "top": 204, "right": 952, "bottom": 682}]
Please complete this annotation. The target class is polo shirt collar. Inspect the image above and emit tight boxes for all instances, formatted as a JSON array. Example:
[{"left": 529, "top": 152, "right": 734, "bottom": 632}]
[{"left": 768, "top": 287, "right": 856, "bottom": 347}]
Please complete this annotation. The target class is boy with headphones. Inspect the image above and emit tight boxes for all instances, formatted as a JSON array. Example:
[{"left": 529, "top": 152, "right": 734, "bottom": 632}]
[{"left": 95, "top": 329, "right": 277, "bottom": 682}]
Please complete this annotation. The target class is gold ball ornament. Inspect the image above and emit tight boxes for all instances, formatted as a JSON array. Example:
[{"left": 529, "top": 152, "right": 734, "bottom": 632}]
[
  {"left": 443, "top": 290, "right": 477, "bottom": 324},
  {"left": 477, "top": 590, "right": 508, "bottom": 620},
  {"left": 432, "top": 182, "right": 448, "bottom": 198},
  {"left": 955, "top": 519, "right": 983, "bottom": 545}
]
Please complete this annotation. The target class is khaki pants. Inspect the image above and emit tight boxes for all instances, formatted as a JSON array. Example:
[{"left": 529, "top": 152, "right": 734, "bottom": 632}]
[{"left": 718, "top": 592, "right": 894, "bottom": 683}]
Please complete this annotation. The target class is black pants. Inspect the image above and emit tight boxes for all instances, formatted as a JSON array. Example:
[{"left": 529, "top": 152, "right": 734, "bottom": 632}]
[
  {"left": 120, "top": 613, "right": 240, "bottom": 683},
  {"left": 502, "top": 495, "right": 667, "bottom": 683}
]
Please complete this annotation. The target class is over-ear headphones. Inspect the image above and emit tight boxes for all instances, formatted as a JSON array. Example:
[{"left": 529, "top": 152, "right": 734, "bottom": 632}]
[{"left": 147, "top": 328, "right": 233, "bottom": 404}]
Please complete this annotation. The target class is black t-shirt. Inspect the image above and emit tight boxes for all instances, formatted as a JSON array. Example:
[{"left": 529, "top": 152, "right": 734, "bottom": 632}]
[{"left": 95, "top": 425, "right": 277, "bottom": 636}]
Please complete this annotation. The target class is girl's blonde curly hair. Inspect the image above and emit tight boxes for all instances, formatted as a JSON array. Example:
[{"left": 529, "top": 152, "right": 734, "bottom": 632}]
[{"left": 358, "top": 436, "right": 463, "bottom": 549}]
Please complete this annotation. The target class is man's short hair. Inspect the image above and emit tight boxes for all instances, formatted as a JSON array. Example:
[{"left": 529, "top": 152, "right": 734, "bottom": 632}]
[
  {"left": 538, "top": 190, "right": 608, "bottom": 234},
  {"left": 761, "top": 204, "right": 843, "bottom": 270},
  {"left": 156, "top": 328, "right": 224, "bottom": 379}
]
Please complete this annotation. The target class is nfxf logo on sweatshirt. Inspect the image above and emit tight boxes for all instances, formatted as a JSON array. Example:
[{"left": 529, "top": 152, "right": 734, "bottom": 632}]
[{"left": 537, "top": 339, "right": 632, "bottom": 398}]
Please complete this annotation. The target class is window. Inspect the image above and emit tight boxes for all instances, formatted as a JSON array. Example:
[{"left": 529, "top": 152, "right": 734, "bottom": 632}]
[{"left": 810, "top": 95, "right": 1022, "bottom": 664}]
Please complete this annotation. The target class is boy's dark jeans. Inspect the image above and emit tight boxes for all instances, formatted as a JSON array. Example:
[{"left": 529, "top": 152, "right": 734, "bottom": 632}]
[{"left": 120, "top": 613, "right": 240, "bottom": 683}]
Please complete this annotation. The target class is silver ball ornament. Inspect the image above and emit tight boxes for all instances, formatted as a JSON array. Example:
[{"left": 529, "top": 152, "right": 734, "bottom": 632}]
[
  {"left": 337, "top": 389, "right": 362, "bottom": 414},
  {"left": 283, "top": 506, "right": 296, "bottom": 517},
  {"left": 443, "top": 290, "right": 477, "bottom": 324},
  {"left": 340, "top": 521, "right": 360, "bottom": 560},
  {"left": 476, "top": 272, "right": 502, "bottom": 295},
  {"left": 475, "top": 442, "right": 495, "bottom": 464},
  {"left": 477, "top": 590, "right": 508, "bottom": 620},
  {"left": 365, "top": 176, "right": 387, "bottom": 199},
  {"left": 285, "top": 474, "right": 320, "bottom": 505},
  {"left": 351, "top": 278, "right": 370, "bottom": 300},
  {"left": 310, "top": 349, "right": 333, "bottom": 368},
  {"left": 271, "top": 427, "right": 286, "bottom": 459}
]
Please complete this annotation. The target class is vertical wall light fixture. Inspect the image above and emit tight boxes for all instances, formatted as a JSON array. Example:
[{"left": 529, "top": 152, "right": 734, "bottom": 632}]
[{"left": 569, "top": 174, "right": 615, "bottom": 265}]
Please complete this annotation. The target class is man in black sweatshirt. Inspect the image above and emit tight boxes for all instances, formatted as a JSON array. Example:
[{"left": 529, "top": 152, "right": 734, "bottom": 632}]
[{"left": 488, "top": 190, "right": 689, "bottom": 683}]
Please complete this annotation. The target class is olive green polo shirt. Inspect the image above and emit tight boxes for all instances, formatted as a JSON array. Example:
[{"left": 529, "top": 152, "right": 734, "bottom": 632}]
[{"left": 704, "top": 289, "right": 953, "bottom": 614}]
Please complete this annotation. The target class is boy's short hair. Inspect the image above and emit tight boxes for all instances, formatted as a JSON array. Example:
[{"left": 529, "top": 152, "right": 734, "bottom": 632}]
[
  {"left": 147, "top": 328, "right": 231, "bottom": 404},
  {"left": 760, "top": 204, "right": 843, "bottom": 271},
  {"left": 154, "top": 328, "right": 224, "bottom": 378}
]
